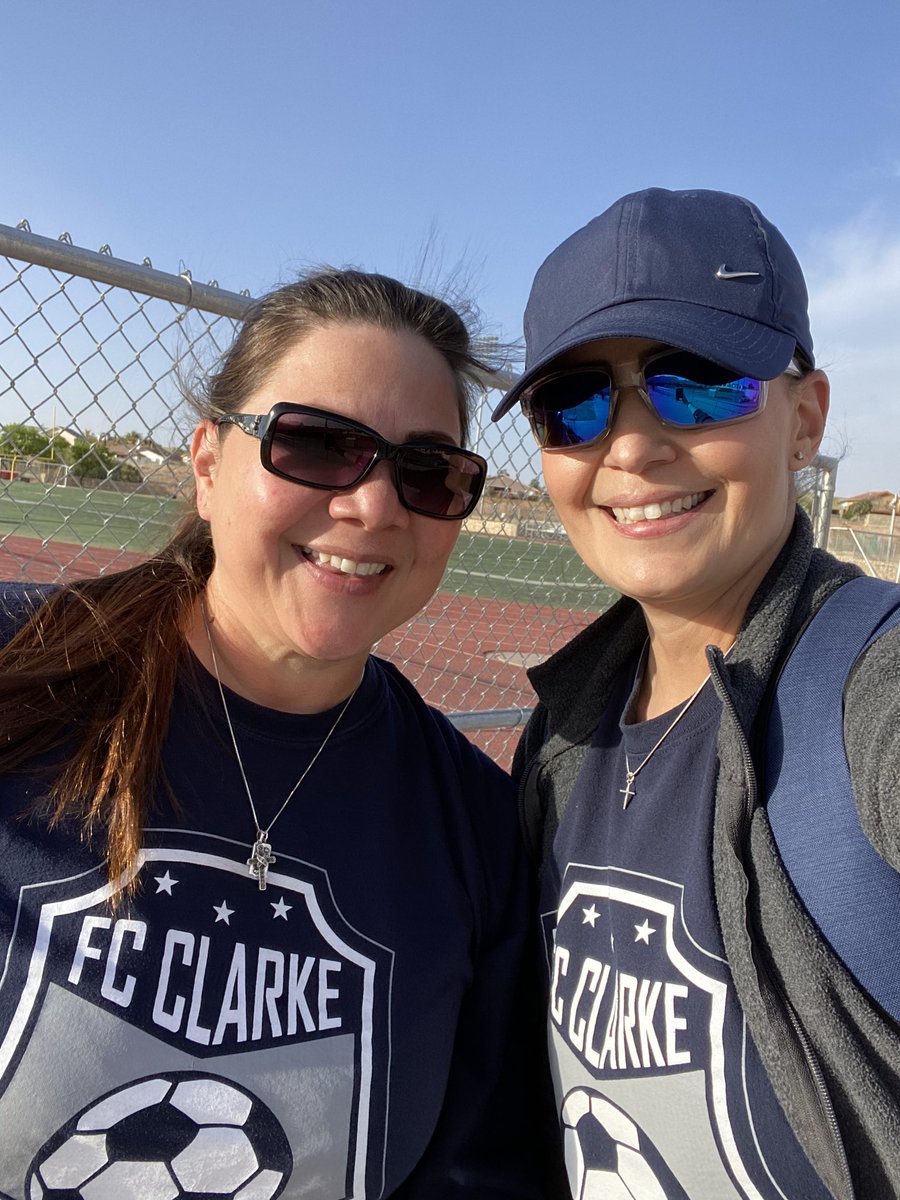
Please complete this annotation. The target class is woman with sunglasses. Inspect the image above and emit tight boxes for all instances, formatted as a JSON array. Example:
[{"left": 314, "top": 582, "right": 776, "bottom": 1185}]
[
  {"left": 0, "top": 270, "right": 545, "bottom": 1197},
  {"left": 493, "top": 189, "right": 900, "bottom": 1199}
]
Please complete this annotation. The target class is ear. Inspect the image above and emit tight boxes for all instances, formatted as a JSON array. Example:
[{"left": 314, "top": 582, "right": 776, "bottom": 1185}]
[
  {"left": 790, "top": 370, "right": 830, "bottom": 469},
  {"left": 191, "top": 420, "right": 220, "bottom": 521}
]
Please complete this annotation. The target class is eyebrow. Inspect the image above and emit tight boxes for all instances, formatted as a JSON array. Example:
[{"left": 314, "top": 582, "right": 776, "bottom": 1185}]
[{"left": 404, "top": 429, "right": 461, "bottom": 445}]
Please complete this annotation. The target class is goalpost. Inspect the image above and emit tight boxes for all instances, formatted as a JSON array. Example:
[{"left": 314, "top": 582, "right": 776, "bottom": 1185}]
[{"left": 0, "top": 455, "right": 69, "bottom": 487}]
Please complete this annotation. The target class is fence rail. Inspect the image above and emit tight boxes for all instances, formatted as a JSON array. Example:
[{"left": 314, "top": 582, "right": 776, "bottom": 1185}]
[
  {"left": 827, "top": 520, "right": 900, "bottom": 582},
  {"left": 0, "top": 222, "right": 252, "bottom": 318}
]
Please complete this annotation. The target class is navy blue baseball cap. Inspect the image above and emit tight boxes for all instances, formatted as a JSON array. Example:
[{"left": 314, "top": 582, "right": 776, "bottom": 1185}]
[{"left": 492, "top": 188, "right": 814, "bottom": 419}]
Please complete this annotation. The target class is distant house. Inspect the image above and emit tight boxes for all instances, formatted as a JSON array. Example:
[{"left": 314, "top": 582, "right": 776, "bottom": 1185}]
[
  {"left": 99, "top": 439, "right": 192, "bottom": 496},
  {"left": 103, "top": 440, "right": 147, "bottom": 467},
  {"left": 837, "top": 491, "right": 898, "bottom": 517},
  {"left": 484, "top": 472, "right": 542, "bottom": 501},
  {"left": 136, "top": 446, "right": 166, "bottom": 465},
  {"left": 49, "top": 426, "right": 79, "bottom": 447}
]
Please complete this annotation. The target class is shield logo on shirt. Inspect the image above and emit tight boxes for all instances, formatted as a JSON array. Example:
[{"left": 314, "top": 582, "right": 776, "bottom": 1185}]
[
  {"left": 545, "top": 864, "right": 777, "bottom": 1200},
  {"left": 0, "top": 833, "right": 392, "bottom": 1199}
]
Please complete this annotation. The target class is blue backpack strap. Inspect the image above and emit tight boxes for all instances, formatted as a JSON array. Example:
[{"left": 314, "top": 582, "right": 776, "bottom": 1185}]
[{"left": 767, "top": 575, "right": 900, "bottom": 1019}]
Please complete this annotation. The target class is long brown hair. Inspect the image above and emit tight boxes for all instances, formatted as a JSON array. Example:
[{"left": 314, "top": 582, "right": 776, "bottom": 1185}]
[{"left": 0, "top": 268, "right": 490, "bottom": 887}]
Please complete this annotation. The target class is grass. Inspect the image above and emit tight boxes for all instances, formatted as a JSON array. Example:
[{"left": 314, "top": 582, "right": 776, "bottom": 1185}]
[
  {"left": 0, "top": 481, "right": 184, "bottom": 556},
  {"left": 447, "top": 532, "right": 615, "bottom": 610},
  {"left": 0, "top": 481, "right": 616, "bottom": 611}
]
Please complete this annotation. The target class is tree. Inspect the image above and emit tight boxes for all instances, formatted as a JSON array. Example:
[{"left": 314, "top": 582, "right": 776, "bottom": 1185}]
[
  {"left": 67, "top": 438, "right": 123, "bottom": 482},
  {"left": 0, "top": 423, "right": 69, "bottom": 461},
  {"left": 840, "top": 499, "right": 873, "bottom": 522},
  {"left": 111, "top": 461, "right": 143, "bottom": 484}
]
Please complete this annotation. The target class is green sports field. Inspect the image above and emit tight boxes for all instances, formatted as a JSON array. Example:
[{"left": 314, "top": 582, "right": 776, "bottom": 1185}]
[
  {"left": 445, "top": 532, "right": 613, "bottom": 609},
  {"left": 0, "top": 481, "right": 615, "bottom": 610},
  {"left": 0, "top": 481, "right": 184, "bottom": 555}
]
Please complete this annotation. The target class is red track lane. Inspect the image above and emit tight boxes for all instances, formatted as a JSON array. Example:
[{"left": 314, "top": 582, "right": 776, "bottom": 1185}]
[{"left": 0, "top": 536, "right": 601, "bottom": 769}]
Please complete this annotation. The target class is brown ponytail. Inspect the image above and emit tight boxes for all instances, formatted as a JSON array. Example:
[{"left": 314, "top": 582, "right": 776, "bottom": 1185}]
[{"left": 0, "top": 513, "right": 213, "bottom": 886}]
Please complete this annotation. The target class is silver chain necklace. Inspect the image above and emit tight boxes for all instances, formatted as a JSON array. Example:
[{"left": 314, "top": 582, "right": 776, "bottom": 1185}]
[
  {"left": 203, "top": 609, "right": 359, "bottom": 889},
  {"left": 619, "top": 641, "right": 732, "bottom": 810},
  {"left": 619, "top": 673, "right": 710, "bottom": 809}
]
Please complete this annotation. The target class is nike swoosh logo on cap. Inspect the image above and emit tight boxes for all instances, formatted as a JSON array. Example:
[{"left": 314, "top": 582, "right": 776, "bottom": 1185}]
[{"left": 715, "top": 265, "right": 762, "bottom": 280}]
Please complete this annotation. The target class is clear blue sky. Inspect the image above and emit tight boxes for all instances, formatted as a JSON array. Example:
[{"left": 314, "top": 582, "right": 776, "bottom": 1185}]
[{"left": 3, "top": 0, "right": 899, "bottom": 495}]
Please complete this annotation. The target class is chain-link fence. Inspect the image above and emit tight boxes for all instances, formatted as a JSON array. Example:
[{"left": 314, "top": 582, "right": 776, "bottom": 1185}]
[
  {"left": 0, "top": 221, "right": 877, "bottom": 765},
  {"left": 827, "top": 518, "right": 900, "bottom": 582},
  {"left": 0, "top": 222, "right": 611, "bottom": 764}
]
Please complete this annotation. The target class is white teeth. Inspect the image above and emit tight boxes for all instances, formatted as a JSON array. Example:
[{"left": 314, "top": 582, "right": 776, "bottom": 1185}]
[
  {"left": 612, "top": 492, "right": 707, "bottom": 524},
  {"left": 305, "top": 548, "right": 388, "bottom": 576}
]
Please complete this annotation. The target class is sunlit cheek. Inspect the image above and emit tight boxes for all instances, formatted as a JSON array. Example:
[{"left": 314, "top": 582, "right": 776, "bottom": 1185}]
[
  {"left": 431, "top": 533, "right": 461, "bottom": 576},
  {"left": 542, "top": 457, "right": 593, "bottom": 518}
]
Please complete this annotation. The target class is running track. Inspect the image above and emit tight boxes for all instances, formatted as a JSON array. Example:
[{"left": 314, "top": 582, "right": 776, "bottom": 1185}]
[{"left": 0, "top": 535, "right": 601, "bottom": 768}]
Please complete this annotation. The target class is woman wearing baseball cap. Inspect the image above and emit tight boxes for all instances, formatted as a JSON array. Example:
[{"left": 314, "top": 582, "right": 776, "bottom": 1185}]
[{"left": 495, "top": 189, "right": 900, "bottom": 1199}]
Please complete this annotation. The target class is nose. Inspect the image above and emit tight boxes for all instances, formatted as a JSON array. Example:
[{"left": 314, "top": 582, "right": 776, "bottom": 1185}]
[
  {"left": 599, "top": 387, "right": 677, "bottom": 474},
  {"left": 327, "top": 459, "right": 410, "bottom": 529}
]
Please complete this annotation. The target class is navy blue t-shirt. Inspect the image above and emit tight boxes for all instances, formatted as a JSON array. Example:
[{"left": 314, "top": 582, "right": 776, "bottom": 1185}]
[
  {"left": 0, "top": 585, "right": 540, "bottom": 1199},
  {"left": 541, "top": 655, "right": 830, "bottom": 1200}
]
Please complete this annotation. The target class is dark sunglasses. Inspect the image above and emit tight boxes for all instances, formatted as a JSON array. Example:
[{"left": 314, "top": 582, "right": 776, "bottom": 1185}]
[
  {"left": 520, "top": 349, "right": 768, "bottom": 451},
  {"left": 216, "top": 402, "right": 487, "bottom": 520}
]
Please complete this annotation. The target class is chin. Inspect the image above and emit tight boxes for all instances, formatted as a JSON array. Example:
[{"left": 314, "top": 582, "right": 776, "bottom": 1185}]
[
  {"left": 301, "top": 636, "right": 377, "bottom": 665},
  {"left": 616, "top": 569, "right": 709, "bottom": 608}
]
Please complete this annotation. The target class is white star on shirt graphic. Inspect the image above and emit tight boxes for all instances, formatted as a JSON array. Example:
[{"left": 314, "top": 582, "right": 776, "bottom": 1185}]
[
  {"left": 582, "top": 904, "right": 600, "bottom": 927},
  {"left": 634, "top": 919, "right": 655, "bottom": 944},
  {"left": 271, "top": 896, "right": 292, "bottom": 920},
  {"left": 154, "top": 871, "right": 178, "bottom": 895},
  {"left": 213, "top": 900, "right": 234, "bottom": 925}
]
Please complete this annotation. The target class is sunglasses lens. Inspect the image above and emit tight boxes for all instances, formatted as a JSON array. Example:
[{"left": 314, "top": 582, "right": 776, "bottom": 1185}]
[
  {"left": 269, "top": 411, "right": 376, "bottom": 487},
  {"left": 397, "top": 448, "right": 485, "bottom": 518},
  {"left": 523, "top": 371, "right": 613, "bottom": 448},
  {"left": 265, "top": 407, "right": 484, "bottom": 519},
  {"left": 646, "top": 353, "right": 763, "bottom": 426}
]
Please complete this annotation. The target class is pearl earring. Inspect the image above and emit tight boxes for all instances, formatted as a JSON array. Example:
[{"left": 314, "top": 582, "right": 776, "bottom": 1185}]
[{"left": 794, "top": 451, "right": 805, "bottom": 461}]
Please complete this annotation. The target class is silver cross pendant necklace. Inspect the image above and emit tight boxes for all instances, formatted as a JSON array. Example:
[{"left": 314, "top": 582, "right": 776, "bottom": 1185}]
[
  {"left": 619, "top": 641, "right": 733, "bottom": 810},
  {"left": 203, "top": 608, "right": 359, "bottom": 889}
]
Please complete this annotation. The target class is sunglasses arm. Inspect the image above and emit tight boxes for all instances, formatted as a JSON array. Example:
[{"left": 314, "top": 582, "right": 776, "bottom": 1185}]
[{"left": 216, "top": 412, "right": 266, "bottom": 440}]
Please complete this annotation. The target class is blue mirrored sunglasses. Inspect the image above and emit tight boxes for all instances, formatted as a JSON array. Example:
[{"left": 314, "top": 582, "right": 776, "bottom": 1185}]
[
  {"left": 216, "top": 402, "right": 487, "bottom": 520},
  {"left": 520, "top": 350, "right": 768, "bottom": 450}
]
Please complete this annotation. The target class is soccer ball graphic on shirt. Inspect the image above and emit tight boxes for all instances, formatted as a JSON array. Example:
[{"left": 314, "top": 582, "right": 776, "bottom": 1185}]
[
  {"left": 562, "top": 1086, "right": 689, "bottom": 1200},
  {"left": 25, "top": 1071, "right": 292, "bottom": 1199}
]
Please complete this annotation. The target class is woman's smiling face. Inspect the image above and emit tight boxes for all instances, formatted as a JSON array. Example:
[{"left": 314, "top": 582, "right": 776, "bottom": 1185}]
[
  {"left": 192, "top": 321, "right": 464, "bottom": 680},
  {"left": 538, "top": 337, "right": 828, "bottom": 628}
]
